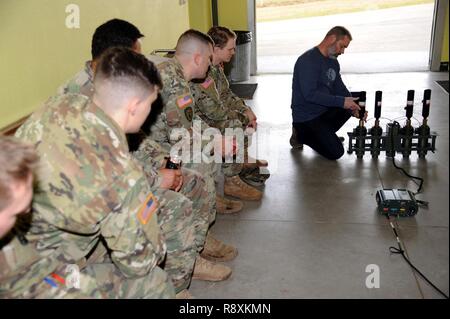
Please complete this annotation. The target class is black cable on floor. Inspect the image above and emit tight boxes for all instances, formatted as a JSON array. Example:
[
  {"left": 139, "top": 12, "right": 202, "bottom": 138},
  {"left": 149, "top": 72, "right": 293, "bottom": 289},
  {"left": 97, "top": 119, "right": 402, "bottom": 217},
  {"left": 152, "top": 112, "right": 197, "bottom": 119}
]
[
  {"left": 389, "top": 121, "right": 424, "bottom": 194},
  {"left": 386, "top": 216, "right": 449, "bottom": 299},
  {"left": 391, "top": 156, "right": 424, "bottom": 194},
  {"left": 385, "top": 122, "right": 447, "bottom": 298}
]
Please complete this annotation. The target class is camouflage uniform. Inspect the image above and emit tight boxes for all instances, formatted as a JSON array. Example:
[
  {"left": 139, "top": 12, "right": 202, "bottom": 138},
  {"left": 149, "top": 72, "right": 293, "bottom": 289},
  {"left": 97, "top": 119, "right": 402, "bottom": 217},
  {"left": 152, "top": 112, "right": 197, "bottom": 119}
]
[
  {"left": 190, "top": 64, "right": 253, "bottom": 178},
  {"left": 0, "top": 233, "right": 102, "bottom": 299},
  {"left": 190, "top": 65, "right": 249, "bottom": 132},
  {"left": 209, "top": 64, "right": 271, "bottom": 185},
  {"left": 57, "top": 62, "right": 165, "bottom": 188},
  {"left": 58, "top": 64, "right": 205, "bottom": 292},
  {"left": 7, "top": 94, "right": 177, "bottom": 298},
  {"left": 134, "top": 138, "right": 214, "bottom": 252},
  {"left": 211, "top": 64, "right": 250, "bottom": 120},
  {"left": 148, "top": 58, "right": 218, "bottom": 249}
]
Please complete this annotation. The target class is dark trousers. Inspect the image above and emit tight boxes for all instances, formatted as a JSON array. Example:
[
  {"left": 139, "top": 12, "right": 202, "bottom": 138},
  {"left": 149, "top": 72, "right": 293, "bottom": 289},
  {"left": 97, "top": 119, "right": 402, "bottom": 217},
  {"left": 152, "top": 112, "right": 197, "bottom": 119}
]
[{"left": 293, "top": 108, "right": 351, "bottom": 160}]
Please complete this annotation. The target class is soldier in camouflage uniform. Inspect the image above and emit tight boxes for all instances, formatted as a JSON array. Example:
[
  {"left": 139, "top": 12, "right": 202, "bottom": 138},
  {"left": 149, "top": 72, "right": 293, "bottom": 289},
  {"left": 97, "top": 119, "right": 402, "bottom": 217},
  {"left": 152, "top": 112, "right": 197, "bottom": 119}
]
[
  {"left": 0, "top": 137, "right": 103, "bottom": 298},
  {"left": 148, "top": 30, "right": 242, "bottom": 280},
  {"left": 190, "top": 67, "right": 266, "bottom": 198},
  {"left": 192, "top": 26, "right": 270, "bottom": 191},
  {"left": 58, "top": 19, "right": 241, "bottom": 216},
  {"left": 56, "top": 20, "right": 233, "bottom": 294},
  {"left": 5, "top": 48, "right": 182, "bottom": 298},
  {"left": 56, "top": 19, "right": 166, "bottom": 184},
  {"left": 0, "top": 137, "right": 37, "bottom": 239}
]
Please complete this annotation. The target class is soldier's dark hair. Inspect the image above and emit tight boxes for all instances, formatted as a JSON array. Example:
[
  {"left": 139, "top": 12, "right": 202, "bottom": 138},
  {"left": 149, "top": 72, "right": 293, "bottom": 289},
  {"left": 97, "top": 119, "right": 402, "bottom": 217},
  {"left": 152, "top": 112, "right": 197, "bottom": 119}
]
[
  {"left": 94, "top": 46, "right": 162, "bottom": 96},
  {"left": 176, "top": 29, "right": 214, "bottom": 53},
  {"left": 91, "top": 19, "right": 144, "bottom": 60},
  {"left": 0, "top": 137, "right": 38, "bottom": 210},
  {"left": 208, "top": 26, "right": 236, "bottom": 49},
  {"left": 325, "top": 26, "right": 352, "bottom": 41}
]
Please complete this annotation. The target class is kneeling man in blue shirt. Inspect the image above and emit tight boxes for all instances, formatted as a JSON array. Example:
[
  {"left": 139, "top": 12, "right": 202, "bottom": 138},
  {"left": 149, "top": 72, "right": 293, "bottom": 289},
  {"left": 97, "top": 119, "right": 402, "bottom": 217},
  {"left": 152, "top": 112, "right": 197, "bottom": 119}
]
[{"left": 290, "top": 26, "right": 366, "bottom": 160}]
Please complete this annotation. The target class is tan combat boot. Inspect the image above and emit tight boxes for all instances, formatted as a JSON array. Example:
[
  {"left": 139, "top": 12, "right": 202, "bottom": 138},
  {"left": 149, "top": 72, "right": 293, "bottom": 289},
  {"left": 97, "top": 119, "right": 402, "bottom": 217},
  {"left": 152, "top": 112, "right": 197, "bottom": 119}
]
[
  {"left": 216, "top": 194, "right": 244, "bottom": 214},
  {"left": 224, "top": 175, "right": 263, "bottom": 201},
  {"left": 201, "top": 233, "right": 238, "bottom": 262},
  {"left": 176, "top": 289, "right": 194, "bottom": 299},
  {"left": 192, "top": 256, "right": 232, "bottom": 282}
]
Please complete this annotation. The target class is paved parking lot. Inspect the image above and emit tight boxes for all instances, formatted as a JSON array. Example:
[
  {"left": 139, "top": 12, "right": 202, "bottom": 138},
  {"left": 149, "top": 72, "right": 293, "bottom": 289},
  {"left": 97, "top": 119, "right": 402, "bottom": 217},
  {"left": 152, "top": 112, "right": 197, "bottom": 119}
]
[{"left": 257, "top": 3, "right": 434, "bottom": 73}]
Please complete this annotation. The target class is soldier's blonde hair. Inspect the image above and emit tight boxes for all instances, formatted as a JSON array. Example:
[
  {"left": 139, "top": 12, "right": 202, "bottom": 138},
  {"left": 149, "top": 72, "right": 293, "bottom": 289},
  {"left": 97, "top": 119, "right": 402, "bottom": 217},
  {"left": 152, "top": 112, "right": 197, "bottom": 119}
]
[{"left": 0, "top": 136, "right": 38, "bottom": 210}]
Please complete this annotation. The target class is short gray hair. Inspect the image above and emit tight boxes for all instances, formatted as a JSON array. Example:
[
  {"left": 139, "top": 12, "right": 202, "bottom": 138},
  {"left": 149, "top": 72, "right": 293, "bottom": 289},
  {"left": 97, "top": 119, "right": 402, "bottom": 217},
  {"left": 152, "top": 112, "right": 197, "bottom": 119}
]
[{"left": 326, "top": 26, "right": 352, "bottom": 41}]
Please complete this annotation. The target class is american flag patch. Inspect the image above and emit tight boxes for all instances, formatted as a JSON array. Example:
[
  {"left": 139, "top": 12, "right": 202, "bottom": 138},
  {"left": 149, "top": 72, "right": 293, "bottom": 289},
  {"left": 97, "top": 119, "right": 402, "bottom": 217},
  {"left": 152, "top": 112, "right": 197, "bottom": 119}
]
[
  {"left": 176, "top": 94, "right": 193, "bottom": 109},
  {"left": 44, "top": 273, "right": 65, "bottom": 288},
  {"left": 137, "top": 193, "right": 158, "bottom": 225},
  {"left": 201, "top": 77, "right": 214, "bottom": 89}
]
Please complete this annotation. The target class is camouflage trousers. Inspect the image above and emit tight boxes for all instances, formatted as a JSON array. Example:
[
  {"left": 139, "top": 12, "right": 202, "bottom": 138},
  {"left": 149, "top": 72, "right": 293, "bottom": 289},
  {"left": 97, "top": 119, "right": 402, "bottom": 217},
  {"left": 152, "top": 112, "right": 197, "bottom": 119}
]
[
  {"left": 180, "top": 167, "right": 216, "bottom": 252},
  {"left": 82, "top": 263, "right": 174, "bottom": 298},
  {"left": 13, "top": 270, "right": 101, "bottom": 299},
  {"left": 154, "top": 188, "right": 197, "bottom": 292},
  {"left": 182, "top": 162, "right": 219, "bottom": 249},
  {"left": 222, "top": 162, "right": 244, "bottom": 177},
  {"left": 12, "top": 263, "right": 173, "bottom": 299},
  {"left": 214, "top": 118, "right": 249, "bottom": 178},
  {"left": 0, "top": 254, "right": 98, "bottom": 299},
  {"left": 222, "top": 136, "right": 253, "bottom": 178},
  {"left": 79, "top": 187, "right": 198, "bottom": 295}
]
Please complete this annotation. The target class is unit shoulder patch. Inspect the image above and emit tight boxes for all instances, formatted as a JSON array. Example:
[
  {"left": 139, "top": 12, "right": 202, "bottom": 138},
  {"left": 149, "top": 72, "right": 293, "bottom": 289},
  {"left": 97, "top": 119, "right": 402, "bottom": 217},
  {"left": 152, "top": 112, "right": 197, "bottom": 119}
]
[{"left": 184, "top": 106, "right": 193, "bottom": 122}]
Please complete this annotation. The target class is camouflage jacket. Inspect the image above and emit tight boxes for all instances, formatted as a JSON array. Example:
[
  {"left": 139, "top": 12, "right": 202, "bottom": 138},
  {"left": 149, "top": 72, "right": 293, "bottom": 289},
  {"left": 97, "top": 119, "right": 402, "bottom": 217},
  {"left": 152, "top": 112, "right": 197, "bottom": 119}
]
[
  {"left": 211, "top": 64, "right": 249, "bottom": 115},
  {"left": 4, "top": 94, "right": 166, "bottom": 297},
  {"left": 57, "top": 61, "right": 95, "bottom": 97},
  {"left": 190, "top": 65, "right": 249, "bottom": 133},
  {"left": 0, "top": 232, "right": 61, "bottom": 298},
  {"left": 57, "top": 61, "right": 165, "bottom": 188},
  {"left": 148, "top": 58, "right": 212, "bottom": 160}
]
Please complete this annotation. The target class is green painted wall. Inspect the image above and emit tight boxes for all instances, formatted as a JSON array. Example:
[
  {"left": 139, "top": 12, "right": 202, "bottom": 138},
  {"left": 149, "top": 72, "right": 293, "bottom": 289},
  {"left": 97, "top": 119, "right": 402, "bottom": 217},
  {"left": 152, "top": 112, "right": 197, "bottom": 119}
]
[
  {"left": 0, "top": 0, "right": 190, "bottom": 130},
  {"left": 441, "top": 3, "right": 449, "bottom": 62},
  {"left": 218, "top": 0, "right": 249, "bottom": 30},
  {"left": 188, "top": 0, "right": 249, "bottom": 33},
  {"left": 188, "top": 0, "right": 212, "bottom": 33}
]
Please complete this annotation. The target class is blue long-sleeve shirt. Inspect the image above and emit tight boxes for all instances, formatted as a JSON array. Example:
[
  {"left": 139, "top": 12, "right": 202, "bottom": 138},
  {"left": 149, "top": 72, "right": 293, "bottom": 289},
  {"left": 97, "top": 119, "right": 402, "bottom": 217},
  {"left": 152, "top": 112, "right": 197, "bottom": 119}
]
[{"left": 291, "top": 47, "right": 351, "bottom": 123}]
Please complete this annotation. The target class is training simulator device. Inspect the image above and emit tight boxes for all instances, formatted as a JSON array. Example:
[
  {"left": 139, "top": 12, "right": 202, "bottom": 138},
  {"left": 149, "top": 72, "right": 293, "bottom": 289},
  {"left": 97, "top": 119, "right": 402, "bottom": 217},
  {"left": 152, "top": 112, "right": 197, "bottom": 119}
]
[
  {"left": 347, "top": 89, "right": 438, "bottom": 159},
  {"left": 346, "top": 90, "right": 447, "bottom": 298}
]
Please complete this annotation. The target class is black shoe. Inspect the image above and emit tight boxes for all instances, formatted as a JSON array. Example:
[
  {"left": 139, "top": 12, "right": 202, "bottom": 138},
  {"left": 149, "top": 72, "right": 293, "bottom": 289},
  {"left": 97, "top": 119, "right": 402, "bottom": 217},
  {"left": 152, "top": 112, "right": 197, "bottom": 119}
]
[{"left": 290, "top": 127, "right": 303, "bottom": 149}]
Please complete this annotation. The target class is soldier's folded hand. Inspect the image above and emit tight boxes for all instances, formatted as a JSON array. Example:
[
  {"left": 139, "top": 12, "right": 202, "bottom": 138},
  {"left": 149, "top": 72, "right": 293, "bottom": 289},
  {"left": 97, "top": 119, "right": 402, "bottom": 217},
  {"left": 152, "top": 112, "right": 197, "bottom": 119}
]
[
  {"left": 214, "top": 135, "right": 238, "bottom": 158},
  {"left": 245, "top": 109, "right": 257, "bottom": 131},
  {"left": 159, "top": 168, "right": 184, "bottom": 191}
]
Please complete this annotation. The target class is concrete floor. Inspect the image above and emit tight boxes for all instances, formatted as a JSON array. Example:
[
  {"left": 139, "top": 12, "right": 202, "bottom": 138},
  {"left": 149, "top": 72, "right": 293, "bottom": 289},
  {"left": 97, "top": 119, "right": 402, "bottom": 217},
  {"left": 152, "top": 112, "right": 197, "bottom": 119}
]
[{"left": 189, "top": 71, "right": 449, "bottom": 299}]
